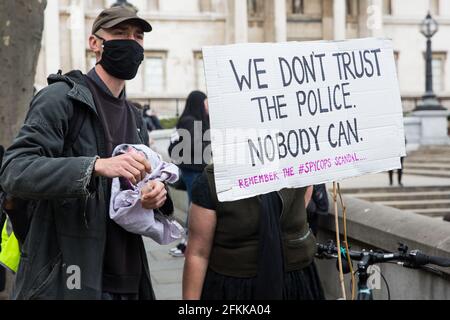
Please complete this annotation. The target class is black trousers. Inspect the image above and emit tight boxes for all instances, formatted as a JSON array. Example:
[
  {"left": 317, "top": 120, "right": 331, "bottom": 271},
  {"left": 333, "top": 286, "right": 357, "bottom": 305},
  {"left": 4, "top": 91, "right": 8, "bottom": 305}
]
[{"left": 389, "top": 157, "right": 404, "bottom": 184}]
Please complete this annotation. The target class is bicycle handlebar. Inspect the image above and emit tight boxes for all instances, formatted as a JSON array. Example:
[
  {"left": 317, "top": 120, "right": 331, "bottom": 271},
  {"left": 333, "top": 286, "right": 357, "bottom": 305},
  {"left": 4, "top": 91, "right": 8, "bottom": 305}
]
[
  {"left": 409, "top": 250, "right": 450, "bottom": 268},
  {"left": 316, "top": 241, "right": 450, "bottom": 269}
]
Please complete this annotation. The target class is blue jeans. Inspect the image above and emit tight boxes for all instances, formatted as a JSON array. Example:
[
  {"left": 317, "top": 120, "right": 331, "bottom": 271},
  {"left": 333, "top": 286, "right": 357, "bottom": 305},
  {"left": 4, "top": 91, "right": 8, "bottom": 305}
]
[
  {"left": 180, "top": 169, "right": 201, "bottom": 204},
  {"left": 180, "top": 169, "right": 202, "bottom": 232}
]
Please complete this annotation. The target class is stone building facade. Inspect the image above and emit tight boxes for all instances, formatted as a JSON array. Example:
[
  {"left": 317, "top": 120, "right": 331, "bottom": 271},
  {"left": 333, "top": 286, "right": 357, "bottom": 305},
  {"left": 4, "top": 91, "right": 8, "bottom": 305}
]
[{"left": 35, "top": 0, "right": 450, "bottom": 117}]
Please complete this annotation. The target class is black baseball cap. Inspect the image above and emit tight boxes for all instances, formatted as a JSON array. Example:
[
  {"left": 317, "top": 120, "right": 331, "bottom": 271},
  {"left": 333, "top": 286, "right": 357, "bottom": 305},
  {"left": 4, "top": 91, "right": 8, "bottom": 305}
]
[{"left": 92, "top": 6, "right": 152, "bottom": 34}]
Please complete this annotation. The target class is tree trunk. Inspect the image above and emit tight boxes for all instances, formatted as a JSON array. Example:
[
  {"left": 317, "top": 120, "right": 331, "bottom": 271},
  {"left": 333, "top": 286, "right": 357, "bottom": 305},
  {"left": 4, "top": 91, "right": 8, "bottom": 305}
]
[{"left": 0, "top": 0, "right": 47, "bottom": 147}]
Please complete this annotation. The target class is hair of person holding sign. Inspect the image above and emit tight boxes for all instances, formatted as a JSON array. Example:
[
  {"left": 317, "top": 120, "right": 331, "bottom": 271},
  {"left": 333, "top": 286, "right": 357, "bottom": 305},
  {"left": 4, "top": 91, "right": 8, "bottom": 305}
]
[{"left": 182, "top": 164, "right": 324, "bottom": 300}]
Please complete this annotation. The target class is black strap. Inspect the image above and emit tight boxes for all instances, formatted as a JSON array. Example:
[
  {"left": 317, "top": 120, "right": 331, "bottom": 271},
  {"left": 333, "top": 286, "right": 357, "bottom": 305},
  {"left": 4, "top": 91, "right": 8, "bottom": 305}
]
[
  {"left": 255, "top": 192, "right": 285, "bottom": 299},
  {"left": 130, "top": 105, "right": 146, "bottom": 145},
  {"left": 64, "top": 105, "right": 88, "bottom": 152},
  {"left": 0, "top": 192, "right": 6, "bottom": 233}
]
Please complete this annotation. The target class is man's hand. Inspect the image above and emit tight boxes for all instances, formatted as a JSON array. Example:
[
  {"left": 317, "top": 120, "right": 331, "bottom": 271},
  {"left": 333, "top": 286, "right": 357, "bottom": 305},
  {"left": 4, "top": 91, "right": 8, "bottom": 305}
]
[
  {"left": 141, "top": 180, "right": 167, "bottom": 210},
  {"left": 94, "top": 153, "right": 151, "bottom": 185}
]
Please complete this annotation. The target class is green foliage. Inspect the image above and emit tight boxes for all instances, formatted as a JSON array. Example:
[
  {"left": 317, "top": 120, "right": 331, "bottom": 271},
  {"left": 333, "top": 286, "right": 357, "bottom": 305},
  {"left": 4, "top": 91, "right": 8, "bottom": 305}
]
[{"left": 159, "top": 117, "right": 178, "bottom": 129}]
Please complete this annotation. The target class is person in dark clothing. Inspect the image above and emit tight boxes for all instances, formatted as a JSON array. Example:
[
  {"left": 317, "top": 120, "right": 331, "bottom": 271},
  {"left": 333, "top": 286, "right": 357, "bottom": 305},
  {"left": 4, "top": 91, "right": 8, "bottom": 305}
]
[
  {"left": 306, "top": 184, "right": 329, "bottom": 237},
  {"left": 388, "top": 156, "right": 404, "bottom": 187},
  {"left": 142, "top": 104, "right": 163, "bottom": 132},
  {"left": 173, "top": 90, "right": 210, "bottom": 189},
  {"left": 168, "top": 91, "right": 211, "bottom": 257},
  {"left": 389, "top": 138, "right": 407, "bottom": 187},
  {"left": 0, "top": 7, "right": 171, "bottom": 300},
  {"left": 182, "top": 165, "right": 324, "bottom": 300}
]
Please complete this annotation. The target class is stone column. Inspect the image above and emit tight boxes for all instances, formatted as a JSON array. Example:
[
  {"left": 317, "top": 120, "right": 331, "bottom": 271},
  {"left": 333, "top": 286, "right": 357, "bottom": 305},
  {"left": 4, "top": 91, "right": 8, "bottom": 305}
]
[
  {"left": 413, "top": 110, "right": 450, "bottom": 145},
  {"left": 322, "top": 0, "right": 334, "bottom": 40},
  {"left": 333, "top": 0, "right": 346, "bottom": 40},
  {"left": 226, "top": 0, "right": 248, "bottom": 43},
  {"left": 439, "top": 0, "right": 450, "bottom": 16},
  {"left": 357, "top": 0, "right": 369, "bottom": 37},
  {"left": 356, "top": 0, "right": 383, "bottom": 38},
  {"left": 70, "top": 0, "right": 86, "bottom": 72},
  {"left": 44, "top": 0, "right": 61, "bottom": 75},
  {"left": 368, "top": 0, "right": 384, "bottom": 37},
  {"left": 199, "top": 0, "right": 212, "bottom": 12},
  {"left": 273, "top": 0, "right": 287, "bottom": 42},
  {"left": 264, "top": 0, "right": 287, "bottom": 42}
]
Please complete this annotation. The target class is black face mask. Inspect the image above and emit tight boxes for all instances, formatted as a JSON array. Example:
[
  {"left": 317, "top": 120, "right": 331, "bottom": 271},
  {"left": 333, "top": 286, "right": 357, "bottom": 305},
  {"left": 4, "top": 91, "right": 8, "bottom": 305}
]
[{"left": 96, "top": 36, "right": 144, "bottom": 80}]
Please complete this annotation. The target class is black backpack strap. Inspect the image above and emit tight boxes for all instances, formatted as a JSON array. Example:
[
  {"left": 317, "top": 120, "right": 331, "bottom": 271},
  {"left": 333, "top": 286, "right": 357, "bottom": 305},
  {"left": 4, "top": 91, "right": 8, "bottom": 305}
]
[
  {"left": 64, "top": 73, "right": 95, "bottom": 152},
  {"left": 0, "top": 191, "right": 6, "bottom": 231},
  {"left": 64, "top": 105, "right": 88, "bottom": 152},
  {"left": 130, "top": 104, "right": 146, "bottom": 145}
]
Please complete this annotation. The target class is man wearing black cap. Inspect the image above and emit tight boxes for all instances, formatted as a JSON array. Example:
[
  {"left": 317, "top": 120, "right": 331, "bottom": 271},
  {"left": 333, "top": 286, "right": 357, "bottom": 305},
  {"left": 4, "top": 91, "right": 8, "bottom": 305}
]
[{"left": 0, "top": 7, "right": 170, "bottom": 299}]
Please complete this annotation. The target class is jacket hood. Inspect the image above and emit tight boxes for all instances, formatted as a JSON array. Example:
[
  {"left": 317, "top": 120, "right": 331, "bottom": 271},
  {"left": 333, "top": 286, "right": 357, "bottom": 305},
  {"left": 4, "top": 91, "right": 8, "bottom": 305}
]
[
  {"left": 46, "top": 70, "right": 97, "bottom": 112},
  {"left": 47, "top": 70, "right": 86, "bottom": 86}
]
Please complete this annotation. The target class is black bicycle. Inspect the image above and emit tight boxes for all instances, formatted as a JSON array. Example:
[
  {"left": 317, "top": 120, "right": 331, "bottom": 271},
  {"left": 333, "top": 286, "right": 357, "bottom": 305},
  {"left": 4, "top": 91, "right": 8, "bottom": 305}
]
[{"left": 316, "top": 240, "right": 450, "bottom": 300}]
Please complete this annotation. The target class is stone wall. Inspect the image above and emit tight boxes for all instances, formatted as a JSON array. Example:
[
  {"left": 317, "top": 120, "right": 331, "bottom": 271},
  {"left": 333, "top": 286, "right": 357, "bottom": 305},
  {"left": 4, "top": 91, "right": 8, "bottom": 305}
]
[{"left": 316, "top": 195, "right": 450, "bottom": 300}]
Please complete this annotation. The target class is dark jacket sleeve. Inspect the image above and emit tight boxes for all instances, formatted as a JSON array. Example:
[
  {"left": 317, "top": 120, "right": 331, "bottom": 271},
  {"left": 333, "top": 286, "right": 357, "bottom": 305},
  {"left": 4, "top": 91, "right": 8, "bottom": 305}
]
[
  {"left": 0, "top": 83, "right": 98, "bottom": 200},
  {"left": 141, "top": 119, "right": 151, "bottom": 148},
  {"left": 158, "top": 185, "right": 174, "bottom": 216}
]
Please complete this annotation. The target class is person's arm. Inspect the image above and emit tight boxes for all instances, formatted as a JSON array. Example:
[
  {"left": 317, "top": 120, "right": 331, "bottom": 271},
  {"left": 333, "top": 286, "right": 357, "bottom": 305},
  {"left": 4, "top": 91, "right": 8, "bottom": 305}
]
[
  {"left": 0, "top": 84, "right": 99, "bottom": 199},
  {"left": 305, "top": 186, "right": 313, "bottom": 208},
  {"left": 182, "top": 203, "right": 216, "bottom": 300},
  {"left": 0, "top": 84, "right": 152, "bottom": 200}
]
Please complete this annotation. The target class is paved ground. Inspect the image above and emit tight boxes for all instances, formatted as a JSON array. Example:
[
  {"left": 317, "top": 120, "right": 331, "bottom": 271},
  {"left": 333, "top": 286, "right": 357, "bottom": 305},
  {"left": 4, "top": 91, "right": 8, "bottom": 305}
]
[{"left": 144, "top": 237, "right": 185, "bottom": 300}]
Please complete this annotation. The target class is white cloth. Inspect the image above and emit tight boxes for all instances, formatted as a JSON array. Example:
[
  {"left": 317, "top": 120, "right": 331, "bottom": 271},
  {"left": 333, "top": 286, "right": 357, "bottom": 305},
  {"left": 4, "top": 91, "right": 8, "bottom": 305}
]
[{"left": 109, "top": 144, "right": 184, "bottom": 244}]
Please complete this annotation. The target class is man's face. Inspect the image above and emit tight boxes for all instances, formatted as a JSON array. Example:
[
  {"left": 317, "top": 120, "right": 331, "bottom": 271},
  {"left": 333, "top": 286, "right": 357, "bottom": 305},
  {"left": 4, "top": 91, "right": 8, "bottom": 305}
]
[{"left": 90, "top": 21, "right": 144, "bottom": 60}]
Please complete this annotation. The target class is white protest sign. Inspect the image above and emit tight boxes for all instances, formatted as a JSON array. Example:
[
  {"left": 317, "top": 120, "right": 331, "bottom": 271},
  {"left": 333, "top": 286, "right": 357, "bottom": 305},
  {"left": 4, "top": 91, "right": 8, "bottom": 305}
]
[{"left": 202, "top": 38, "right": 406, "bottom": 202}]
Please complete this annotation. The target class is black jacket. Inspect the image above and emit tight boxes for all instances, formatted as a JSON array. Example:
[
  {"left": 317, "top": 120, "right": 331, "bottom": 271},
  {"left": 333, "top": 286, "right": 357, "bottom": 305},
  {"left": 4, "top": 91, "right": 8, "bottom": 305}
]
[{"left": 0, "top": 70, "right": 157, "bottom": 299}]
